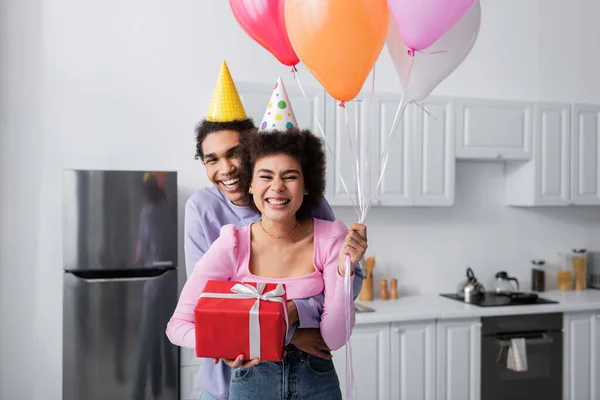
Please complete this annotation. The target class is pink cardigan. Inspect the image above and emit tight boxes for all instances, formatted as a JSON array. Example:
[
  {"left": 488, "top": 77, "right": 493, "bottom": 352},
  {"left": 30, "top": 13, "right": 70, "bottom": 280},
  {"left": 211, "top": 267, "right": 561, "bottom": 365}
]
[{"left": 166, "top": 218, "right": 355, "bottom": 351}]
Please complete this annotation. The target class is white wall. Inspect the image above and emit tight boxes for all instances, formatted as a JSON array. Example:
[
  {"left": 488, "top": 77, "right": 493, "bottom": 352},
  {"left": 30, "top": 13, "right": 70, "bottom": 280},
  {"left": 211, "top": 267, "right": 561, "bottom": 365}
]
[{"left": 1, "top": 0, "right": 600, "bottom": 399}]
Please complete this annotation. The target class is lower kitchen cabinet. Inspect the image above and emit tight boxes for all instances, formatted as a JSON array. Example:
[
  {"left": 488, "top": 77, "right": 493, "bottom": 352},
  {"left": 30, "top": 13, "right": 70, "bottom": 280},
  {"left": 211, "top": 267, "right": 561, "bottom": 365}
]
[
  {"left": 563, "top": 311, "right": 600, "bottom": 400},
  {"left": 181, "top": 319, "right": 483, "bottom": 400},
  {"left": 332, "top": 323, "right": 391, "bottom": 400},
  {"left": 180, "top": 348, "right": 202, "bottom": 400},
  {"left": 390, "top": 320, "right": 437, "bottom": 400},
  {"left": 436, "top": 318, "right": 482, "bottom": 400}
]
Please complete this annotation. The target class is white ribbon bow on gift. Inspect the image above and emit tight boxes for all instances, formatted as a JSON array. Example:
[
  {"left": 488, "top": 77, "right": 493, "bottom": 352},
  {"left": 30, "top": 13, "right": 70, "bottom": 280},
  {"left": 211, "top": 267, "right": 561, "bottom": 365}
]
[{"left": 199, "top": 282, "right": 289, "bottom": 359}]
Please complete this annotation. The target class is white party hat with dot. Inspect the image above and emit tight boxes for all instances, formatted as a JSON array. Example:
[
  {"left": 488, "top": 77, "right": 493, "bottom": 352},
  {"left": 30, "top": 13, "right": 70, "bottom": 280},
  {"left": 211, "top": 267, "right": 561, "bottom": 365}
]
[{"left": 258, "top": 77, "right": 298, "bottom": 132}]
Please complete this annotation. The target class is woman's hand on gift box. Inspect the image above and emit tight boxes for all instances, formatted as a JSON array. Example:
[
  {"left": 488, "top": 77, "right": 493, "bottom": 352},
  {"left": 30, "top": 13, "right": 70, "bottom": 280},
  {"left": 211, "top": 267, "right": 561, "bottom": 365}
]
[{"left": 213, "top": 354, "right": 260, "bottom": 369}]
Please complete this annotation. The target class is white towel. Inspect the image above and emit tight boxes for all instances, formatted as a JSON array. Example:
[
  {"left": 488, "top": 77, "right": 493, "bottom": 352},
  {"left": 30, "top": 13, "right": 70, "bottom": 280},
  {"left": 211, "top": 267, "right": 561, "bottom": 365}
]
[{"left": 507, "top": 338, "right": 528, "bottom": 372}]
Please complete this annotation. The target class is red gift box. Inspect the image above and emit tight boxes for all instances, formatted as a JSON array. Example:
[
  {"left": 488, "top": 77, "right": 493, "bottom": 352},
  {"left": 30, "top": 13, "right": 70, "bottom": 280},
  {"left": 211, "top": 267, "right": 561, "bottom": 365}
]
[{"left": 194, "top": 280, "right": 289, "bottom": 362}]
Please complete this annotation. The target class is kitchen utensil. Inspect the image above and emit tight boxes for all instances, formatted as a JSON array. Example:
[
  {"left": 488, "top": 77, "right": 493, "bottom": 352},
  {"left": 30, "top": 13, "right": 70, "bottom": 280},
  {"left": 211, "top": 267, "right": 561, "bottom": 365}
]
[
  {"left": 358, "top": 256, "right": 375, "bottom": 301},
  {"left": 457, "top": 267, "right": 485, "bottom": 303},
  {"left": 380, "top": 279, "right": 389, "bottom": 300},
  {"left": 390, "top": 278, "right": 398, "bottom": 300},
  {"left": 492, "top": 271, "right": 520, "bottom": 293}
]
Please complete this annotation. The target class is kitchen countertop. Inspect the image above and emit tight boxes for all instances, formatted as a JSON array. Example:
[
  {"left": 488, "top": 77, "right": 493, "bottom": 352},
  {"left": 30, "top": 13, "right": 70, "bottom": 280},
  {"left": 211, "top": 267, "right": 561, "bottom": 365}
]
[{"left": 354, "top": 289, "right": 600, "bottom": 324}]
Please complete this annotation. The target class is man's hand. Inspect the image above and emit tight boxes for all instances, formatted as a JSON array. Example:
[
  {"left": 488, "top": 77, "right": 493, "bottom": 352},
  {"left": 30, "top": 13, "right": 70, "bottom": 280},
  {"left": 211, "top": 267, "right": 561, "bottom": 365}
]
[
  {"left": 290, "top": 328, "right": 332, "bottom": 360},
  {"left": 287, "top": 300, "right": 299, "bottom": 326}
]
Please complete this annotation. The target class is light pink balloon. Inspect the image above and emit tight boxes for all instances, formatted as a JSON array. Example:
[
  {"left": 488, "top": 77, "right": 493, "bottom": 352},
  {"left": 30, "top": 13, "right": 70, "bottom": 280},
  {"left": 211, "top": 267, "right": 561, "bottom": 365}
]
[
  {"left": 387, "top": 0, "right": 481, "bottom": 101},
  {"left": 387, "top": 0, "right": 476, "bottom": 51}
]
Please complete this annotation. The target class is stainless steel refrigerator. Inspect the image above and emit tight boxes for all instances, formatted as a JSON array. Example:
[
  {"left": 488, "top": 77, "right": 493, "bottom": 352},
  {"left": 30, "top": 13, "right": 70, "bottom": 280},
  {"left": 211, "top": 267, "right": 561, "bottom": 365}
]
[{"left": 62, "top": 169, "right": 179, "bottom": 400}]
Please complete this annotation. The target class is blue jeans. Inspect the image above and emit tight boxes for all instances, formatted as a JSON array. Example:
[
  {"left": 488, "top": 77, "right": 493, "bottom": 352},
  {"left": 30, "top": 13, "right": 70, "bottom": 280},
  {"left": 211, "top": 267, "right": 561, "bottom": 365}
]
[{"left": 229, "top": 345, "right": 342, "bottom": 400}]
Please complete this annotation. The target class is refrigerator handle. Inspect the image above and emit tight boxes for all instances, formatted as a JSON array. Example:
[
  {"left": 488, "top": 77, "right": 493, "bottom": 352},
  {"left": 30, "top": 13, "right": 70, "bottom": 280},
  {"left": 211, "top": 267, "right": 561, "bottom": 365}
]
[{"left": 69, "top": 269, "right": 173, "bottom": 282}]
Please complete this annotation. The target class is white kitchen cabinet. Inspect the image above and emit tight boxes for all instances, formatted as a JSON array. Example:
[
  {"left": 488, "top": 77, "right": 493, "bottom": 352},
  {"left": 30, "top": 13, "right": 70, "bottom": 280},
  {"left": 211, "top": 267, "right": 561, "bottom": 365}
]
[
  {"left": 390, "top": 320, "right": 437, "bottom": 400},
  {"left": 455, "top": 98, "right": 533, "bottom": 160},
  {"left": 436, "top": 318, "right": 481, "bottom": 400},
  {"left": 335, "top": 94, "right": 455, "bottom": 207},
  {"left": 505, "top": 103, "right": 600, "bottom": 207},
  {"left": 504, "top": 103, "right": 571, "bottom": 206},
  {"left": 563, "top": 311, "right": 600, "bottom": 400},
  {"left": 412, "top": 97, "right": 455, "bottom": 206},
  {"left": 324, "top": 92, "right": 371, "bottom": 206},
  {"left": 332, "top": 323, "right": 391, "bottom": 400},
  {"left": 372, "top": 94, "right": 413, "bottom": 206},
  {"left": 571, "top": 104, "right": 600, "bottom": 205},
  {"left": 180, "top": 348, "right": 202, "bottom": 400}
]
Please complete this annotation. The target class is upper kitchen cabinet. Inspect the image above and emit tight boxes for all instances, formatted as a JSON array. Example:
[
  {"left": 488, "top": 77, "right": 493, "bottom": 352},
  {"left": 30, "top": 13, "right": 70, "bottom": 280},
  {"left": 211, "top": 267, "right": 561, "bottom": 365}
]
[
  {"left": 505, "top": 103, "right": 600, "bottom": 206},
  {"left": 504, "top": 103, "right": 571, "bottom": 206},
  {"left": 236, "top": 81, "right": 326, "bottom": 136},
  {"left": 324, "top": 93, "right": 455, "bottom": 207},
  {"left": 571, "top": 104, "right": 600, "bottom": 205},
  {"left": 324, "top": 92, "right": 373, "bottom": 206},
  {"left": 412, "top": 97, "right": 455, "bottom": 206},
  {"left": 455, "top": 98, "right": 533, "bottom": 160}
]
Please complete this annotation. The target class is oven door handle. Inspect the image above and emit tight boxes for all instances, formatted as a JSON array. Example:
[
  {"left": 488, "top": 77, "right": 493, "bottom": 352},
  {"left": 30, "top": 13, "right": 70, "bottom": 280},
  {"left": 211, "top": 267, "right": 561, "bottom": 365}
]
[{"left": 496, "top": 333, "right": 554, "bottom": 346}]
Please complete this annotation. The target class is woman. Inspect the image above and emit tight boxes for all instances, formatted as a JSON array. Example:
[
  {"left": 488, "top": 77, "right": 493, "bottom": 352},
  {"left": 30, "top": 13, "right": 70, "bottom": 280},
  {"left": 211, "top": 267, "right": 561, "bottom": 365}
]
[{"left": 166, "top": 129, "right": 367, "bottom": 400}]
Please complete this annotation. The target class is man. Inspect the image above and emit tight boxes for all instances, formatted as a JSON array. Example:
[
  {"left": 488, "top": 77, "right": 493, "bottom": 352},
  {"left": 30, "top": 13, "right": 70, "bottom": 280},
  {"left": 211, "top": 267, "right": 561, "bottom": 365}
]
[{"left": 184, "top": 61, "right": 364, "bottom": 400}]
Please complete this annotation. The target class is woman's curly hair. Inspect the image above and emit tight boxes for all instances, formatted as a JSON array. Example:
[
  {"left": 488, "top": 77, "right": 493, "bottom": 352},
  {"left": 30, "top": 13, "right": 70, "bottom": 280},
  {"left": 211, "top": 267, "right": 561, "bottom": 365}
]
[
  {"left": 239, "top": 129, "right": 327, "bottom": 220},
  {"left": 194, "top": 118, "right": 256, "bottom": 160}
]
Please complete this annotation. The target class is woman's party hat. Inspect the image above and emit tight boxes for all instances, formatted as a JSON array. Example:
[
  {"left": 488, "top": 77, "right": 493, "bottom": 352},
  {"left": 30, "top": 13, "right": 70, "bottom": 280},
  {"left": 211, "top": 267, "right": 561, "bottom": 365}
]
[
  {"left": 206, "top": 61, "right": 248, "bottom": 122},
  {"left": 258, "top": 77, "right": 298, "bottom": 132}
]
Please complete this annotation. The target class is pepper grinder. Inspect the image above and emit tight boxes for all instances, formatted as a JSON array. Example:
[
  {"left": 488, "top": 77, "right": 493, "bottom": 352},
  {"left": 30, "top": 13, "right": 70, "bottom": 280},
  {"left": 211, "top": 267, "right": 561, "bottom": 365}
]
[
  {"left": 380, "top": 279, "right": 389, "bottom": 300},
  {"left": 390, "top": 279, "right": 398, "bottom": 300}
]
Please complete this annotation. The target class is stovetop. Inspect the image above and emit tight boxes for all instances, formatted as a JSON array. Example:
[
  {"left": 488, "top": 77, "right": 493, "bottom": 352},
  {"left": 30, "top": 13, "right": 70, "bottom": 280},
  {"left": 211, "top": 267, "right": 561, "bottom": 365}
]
[{"left": 440, "top": 291, "right": 558, "bottom": 307}]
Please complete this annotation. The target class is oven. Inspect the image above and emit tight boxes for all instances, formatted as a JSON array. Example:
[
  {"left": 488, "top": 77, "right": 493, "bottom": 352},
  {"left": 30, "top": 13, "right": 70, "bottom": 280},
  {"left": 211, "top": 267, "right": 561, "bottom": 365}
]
[{"left": 481, "top": 313, "right": 563, "bottom": 400}]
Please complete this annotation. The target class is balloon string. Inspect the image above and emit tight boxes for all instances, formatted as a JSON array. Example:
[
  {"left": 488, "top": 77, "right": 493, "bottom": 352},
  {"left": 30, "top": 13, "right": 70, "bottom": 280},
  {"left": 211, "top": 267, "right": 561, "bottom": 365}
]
[
  {"left": 364, "top": 55, "right": 415, "bottom": 215},
  {"left": 344, "top": 255, "right": 355, "bottom": 400},
  {"left": 292, "top": 69, "right": 360, "bottom": 216},
  {"left": 344, "top": 106, "right": 361, "bottom": 216}
]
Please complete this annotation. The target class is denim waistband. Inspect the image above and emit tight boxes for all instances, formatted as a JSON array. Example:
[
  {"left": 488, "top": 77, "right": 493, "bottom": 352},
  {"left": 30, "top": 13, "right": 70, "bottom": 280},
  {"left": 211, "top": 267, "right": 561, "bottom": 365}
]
[{"left": 282, "top": 345, "right": 309, "bottom": 364}]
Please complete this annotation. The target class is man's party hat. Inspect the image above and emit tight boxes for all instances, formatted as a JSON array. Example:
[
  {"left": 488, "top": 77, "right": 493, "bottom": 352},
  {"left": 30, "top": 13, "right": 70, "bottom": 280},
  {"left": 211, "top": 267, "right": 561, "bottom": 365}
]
[
  {"left": 258, "top": 77, "right": 298, "bottom": 132},
  {"left": 206, "top": 61, "right": 248, "bottom": 122}
]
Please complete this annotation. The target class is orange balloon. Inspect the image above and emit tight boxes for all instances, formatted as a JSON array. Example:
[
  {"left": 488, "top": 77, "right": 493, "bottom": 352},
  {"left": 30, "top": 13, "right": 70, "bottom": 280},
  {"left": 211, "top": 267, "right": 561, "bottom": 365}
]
[{"left": 285, "top": 0, "right": 389, "bottom": 102}]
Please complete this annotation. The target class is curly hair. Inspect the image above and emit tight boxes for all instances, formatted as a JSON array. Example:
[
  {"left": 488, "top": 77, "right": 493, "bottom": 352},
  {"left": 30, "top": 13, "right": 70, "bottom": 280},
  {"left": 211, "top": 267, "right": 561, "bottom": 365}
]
[
  {"left": 194, "top": 118, "right": 256, "bottom": 160},
  {"left": 239, "top": 129, "right": 326, "bottom": 220}
]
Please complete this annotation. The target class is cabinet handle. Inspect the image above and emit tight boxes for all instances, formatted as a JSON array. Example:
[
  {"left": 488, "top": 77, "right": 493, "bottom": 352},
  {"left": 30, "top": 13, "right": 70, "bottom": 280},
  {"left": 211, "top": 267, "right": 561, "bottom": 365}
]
[{"left": 495, "top": 153, "right": 502, "bottom": 159}]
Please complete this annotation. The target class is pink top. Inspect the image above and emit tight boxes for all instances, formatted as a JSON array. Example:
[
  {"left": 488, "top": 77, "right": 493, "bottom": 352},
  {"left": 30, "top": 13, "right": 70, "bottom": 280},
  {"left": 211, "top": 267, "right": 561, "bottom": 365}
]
[{"left": 166, "top": 218, "right": 355, "bottom": 352}]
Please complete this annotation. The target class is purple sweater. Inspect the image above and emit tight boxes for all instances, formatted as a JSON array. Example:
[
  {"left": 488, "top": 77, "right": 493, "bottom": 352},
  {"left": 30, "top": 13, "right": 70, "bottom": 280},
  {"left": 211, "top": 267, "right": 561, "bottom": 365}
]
[{"left": 183, "top": 186, "right": 364, "bottom": 399}]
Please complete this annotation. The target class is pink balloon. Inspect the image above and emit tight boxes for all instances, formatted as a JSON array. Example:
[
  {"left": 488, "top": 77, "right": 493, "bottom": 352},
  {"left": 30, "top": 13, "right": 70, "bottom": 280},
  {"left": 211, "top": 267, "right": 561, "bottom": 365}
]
[
  {"left": 387, "top": 0, "right": 476, "bottom": 51},
  {"left": 230, "top": 0, "right": 300, "bottom": 67},
  {"left": 387, "top": 1, "right": 481, "bottom": 101}
]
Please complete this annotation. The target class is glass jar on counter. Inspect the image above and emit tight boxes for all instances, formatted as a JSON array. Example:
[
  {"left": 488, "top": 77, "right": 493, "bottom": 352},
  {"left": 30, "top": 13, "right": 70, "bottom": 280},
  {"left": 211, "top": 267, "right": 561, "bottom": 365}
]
[
  {"left": 572, "top": 248, "right": 587, "bottom": 290},
  {"left": 531, "top": 259, "right": 546, "bottom": 292},
  {"left": 557, "top": 252, "right": 572, "bottom": 291}
]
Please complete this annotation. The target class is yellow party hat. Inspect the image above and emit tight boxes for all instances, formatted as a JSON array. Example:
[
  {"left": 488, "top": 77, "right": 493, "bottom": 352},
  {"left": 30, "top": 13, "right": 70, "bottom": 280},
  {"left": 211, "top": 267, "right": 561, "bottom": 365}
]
[{"left": 206, "top": 61, "right": 248, "bottom": 122}]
